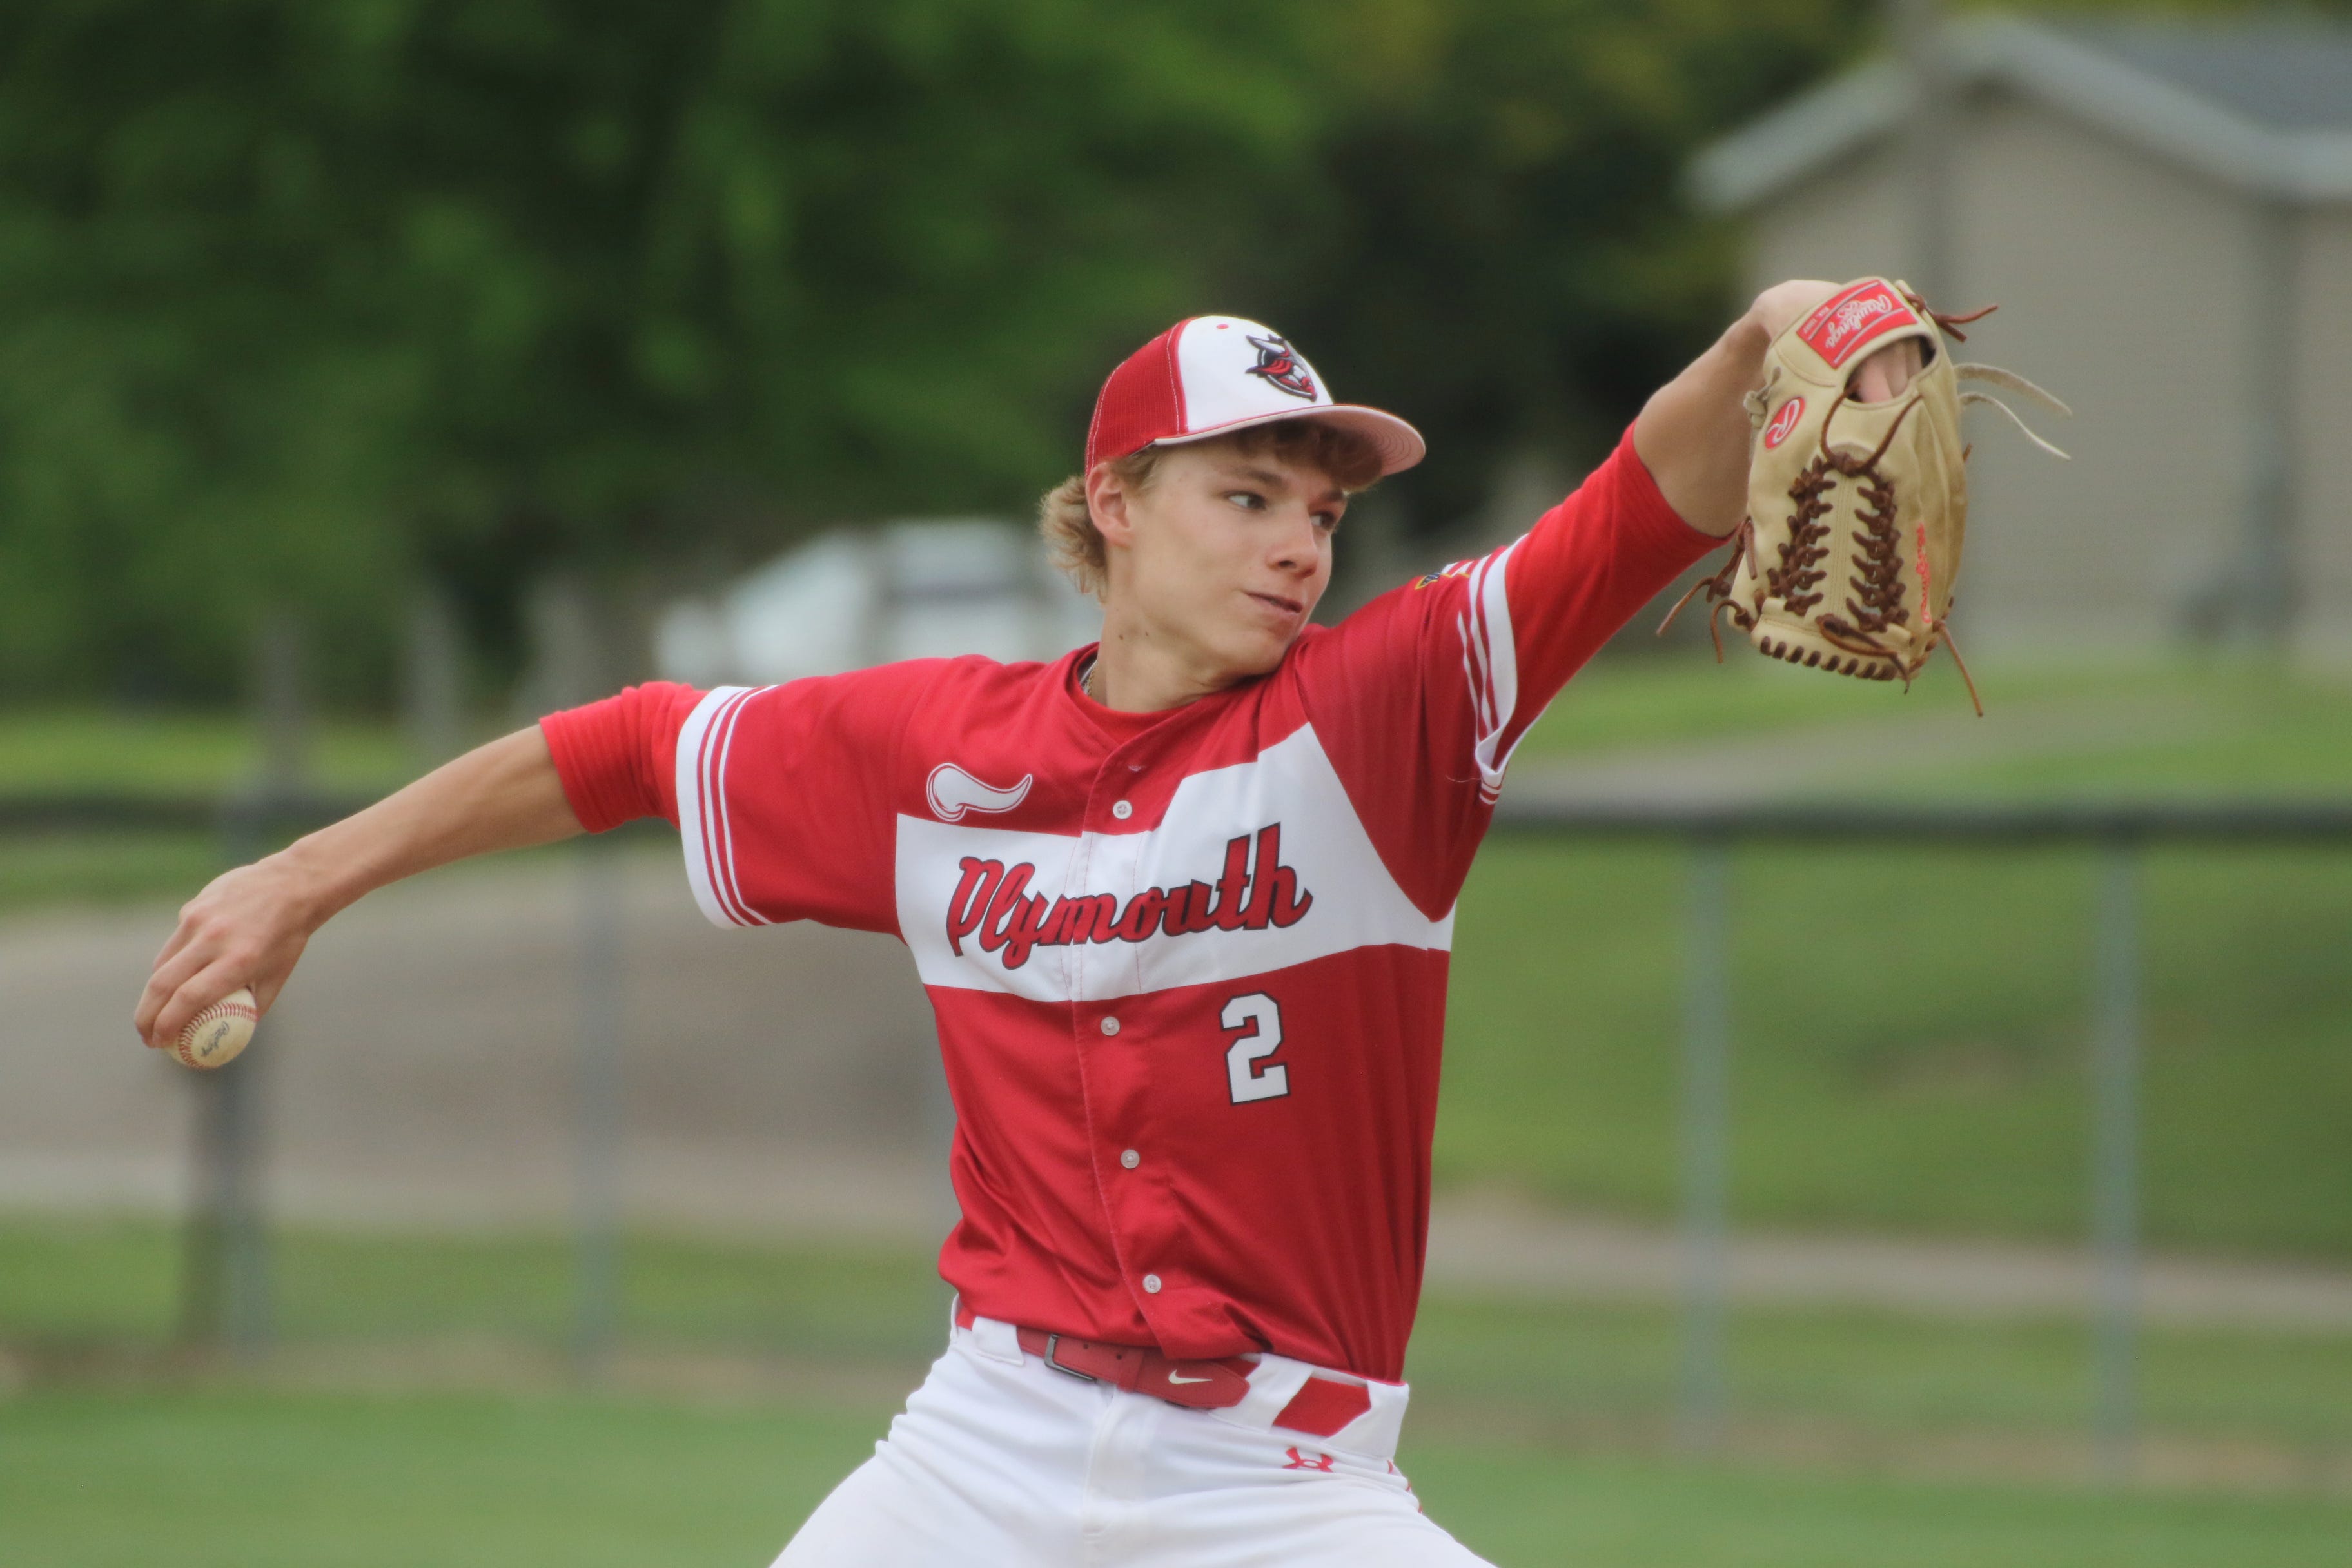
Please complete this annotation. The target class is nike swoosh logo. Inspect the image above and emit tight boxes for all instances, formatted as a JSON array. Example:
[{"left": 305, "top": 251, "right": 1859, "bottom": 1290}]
[{"left": 1163, "top": 1371, "right": 1213, "bottom": 1385}]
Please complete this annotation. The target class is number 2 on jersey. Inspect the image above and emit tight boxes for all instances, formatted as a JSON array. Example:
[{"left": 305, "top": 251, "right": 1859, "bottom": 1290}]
[{"left": 1219, "top": 992, "right": 1289, "bottom": 1104}]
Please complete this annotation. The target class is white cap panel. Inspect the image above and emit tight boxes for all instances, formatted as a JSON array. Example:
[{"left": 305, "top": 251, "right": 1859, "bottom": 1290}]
[{"left": 1172, "top": 316, "right": 1333, "bottom": 433}]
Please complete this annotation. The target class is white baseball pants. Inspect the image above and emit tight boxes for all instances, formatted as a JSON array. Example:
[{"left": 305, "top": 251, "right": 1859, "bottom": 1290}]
[{"left": 772, "top": 1311, "right": 1494, "bottom": 1567}]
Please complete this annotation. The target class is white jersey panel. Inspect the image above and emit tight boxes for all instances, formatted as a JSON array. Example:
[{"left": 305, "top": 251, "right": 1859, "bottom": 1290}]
[{"left": 896, "top": 724, "right": 1452, "bottom": 1004}]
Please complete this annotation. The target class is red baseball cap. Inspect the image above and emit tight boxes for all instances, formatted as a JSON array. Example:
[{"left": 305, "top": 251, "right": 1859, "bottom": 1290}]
[{"left": 1084, "top": 315, "right": 1425, "bottom": 478}]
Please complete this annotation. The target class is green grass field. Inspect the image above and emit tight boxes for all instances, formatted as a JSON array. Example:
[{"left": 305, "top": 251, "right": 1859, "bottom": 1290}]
[
  {"left": 1445, "top": 838, "right": 2352, "bottom": 1255},
  {"left": 8, "top": 1385, "right": 2352, "bottom": 1568},
  {"left": 0, "top": 708, "right": 425, "bottom": 914},
  {"left": 1471, "top": 656, "right": 2352, "bottom": 1257},
  {"left": 0, "top": 710, "right": 418, "bottom": 799},
  {"left": 1514, "top": 654, "right": 2352, "bottom": 799},
  {"left": 0, "top": 827, "right": 222, "bottom": 911},
  {"left": 6, "top": 1219, "right": 2349, "bottom": 1457},
  {"left": 4, "top": 1219, "right": 2350, "bottom": 1567}
]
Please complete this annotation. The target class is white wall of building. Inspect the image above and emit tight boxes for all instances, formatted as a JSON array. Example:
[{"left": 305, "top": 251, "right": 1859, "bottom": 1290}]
[{"left": 656, "top": 518, "right": 1102, "bottom": 689}]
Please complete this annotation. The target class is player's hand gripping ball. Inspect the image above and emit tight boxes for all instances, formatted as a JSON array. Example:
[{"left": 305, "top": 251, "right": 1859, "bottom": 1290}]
[{"left": 168, "top": 987, "right": 259, "bottom": 1070}]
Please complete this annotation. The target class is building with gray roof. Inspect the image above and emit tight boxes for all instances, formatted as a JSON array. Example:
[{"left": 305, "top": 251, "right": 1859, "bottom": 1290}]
[{"left": 1693, "top": 12, "right": 2352, "bottom": 659}]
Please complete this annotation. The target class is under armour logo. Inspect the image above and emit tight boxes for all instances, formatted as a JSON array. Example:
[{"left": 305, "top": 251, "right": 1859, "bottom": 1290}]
[
  {"left": 1281, "top": 1446, "right": 1334, "bottom": 1472},
  {"left": 926, "top": 762, "right": 1033, "bottom": 823}
]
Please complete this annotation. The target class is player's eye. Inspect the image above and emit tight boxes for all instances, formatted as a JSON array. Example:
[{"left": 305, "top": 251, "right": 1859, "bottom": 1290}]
[
  {"left": 1224, "top": 491, "right": 1266, "bottom": 511},
  {"left": 1314, "top": 510, "right": 1342, "bottom": 534}
]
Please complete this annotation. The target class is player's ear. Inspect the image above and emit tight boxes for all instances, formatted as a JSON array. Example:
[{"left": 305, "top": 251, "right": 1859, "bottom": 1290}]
[{"left": 1088, "top": 463, "right": 1140, "bottom": 550}]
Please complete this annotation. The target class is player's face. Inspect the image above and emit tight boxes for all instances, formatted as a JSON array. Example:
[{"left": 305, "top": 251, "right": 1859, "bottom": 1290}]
[{"left": 1104, "top": 444, "right": 1344, "bottom": 683}]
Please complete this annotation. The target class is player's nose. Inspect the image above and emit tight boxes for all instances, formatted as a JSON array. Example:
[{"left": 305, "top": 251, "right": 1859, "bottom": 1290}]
[{"left": 1266, "top": 509, "right": 1325, "bottom": 576}]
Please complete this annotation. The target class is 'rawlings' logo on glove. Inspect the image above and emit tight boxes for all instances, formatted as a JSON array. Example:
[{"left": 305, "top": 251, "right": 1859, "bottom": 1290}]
[{"left": 1796, "top": 280, "right": 1920, "bottom": 370}]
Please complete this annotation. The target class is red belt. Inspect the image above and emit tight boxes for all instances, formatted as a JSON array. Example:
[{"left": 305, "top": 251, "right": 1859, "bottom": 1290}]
[{"left": 957, "top": 1306, "right": 1373, "bottom": 1438}]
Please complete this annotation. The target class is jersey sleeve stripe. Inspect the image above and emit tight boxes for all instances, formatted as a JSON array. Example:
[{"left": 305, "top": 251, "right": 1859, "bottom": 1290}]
[
  {"left": 1463, "top": 538, "right": 1524, "bottom": 801},
  {"left": 680, "top": 685, "right": 741, "bottom": 926},
  {"left": 676, "top": 685, "right": 767, "bottom": 928},
  {"left": 703, "top": 691, "right": 736, "bottom": 919},
  {"left": 711, "top": 688, "right": 774, "bottom": 926}
]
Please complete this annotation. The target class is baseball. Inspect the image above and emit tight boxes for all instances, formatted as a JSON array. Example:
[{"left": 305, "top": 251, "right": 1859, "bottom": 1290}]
[{"left": 170, "top": 987, "right": 259, "bottom": 1070}]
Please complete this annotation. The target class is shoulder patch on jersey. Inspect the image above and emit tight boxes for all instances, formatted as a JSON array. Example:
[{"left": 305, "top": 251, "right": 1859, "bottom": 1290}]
[
  {"left": 1412, "top": 560, "right": 1476, "bottom": 590},
  {"left": 927, "top": 762, "right": 1033, "bottom": 823}
]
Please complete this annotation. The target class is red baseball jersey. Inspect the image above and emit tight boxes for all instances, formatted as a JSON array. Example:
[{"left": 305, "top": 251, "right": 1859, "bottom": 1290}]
[{"left": 542, "top": 426, "right": 1712, "bottom": 1381}]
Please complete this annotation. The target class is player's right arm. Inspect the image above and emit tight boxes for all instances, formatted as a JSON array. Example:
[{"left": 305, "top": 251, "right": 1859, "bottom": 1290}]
[
  {"left": 1634, "top": 279, "right": 1925, "bottom": 536},
  {"left": 133, "top": 725, "right": 583, "bottom": 1049}
]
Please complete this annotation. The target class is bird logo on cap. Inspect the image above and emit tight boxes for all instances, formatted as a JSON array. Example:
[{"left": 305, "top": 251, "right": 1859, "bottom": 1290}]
[{"left": 1244, "top": 333, "right": 1317, "bottom": 401}]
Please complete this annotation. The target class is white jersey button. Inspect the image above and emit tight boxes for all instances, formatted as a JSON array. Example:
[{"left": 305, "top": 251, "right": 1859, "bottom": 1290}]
[
  {"left": 1100, "top": 1016, "right": 1121, "bottom": 1037},
  {"left": 1112, "top": 799, "right": 1133, "bottom": 820},
  {"left": 1120, "top": 1148, "right": 1140, "bottom": 1170},
  {"left": 1142, "top": 1273, "right": 1162, "bottom": 1294}
]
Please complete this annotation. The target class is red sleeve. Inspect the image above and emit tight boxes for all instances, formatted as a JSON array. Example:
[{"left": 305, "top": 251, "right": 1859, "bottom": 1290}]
[
  {"left": 1486, "top": 421, "right": 1718, "bottom": 768},
  {"left": 1296, "top": 424, "right": 1716, "bottom": 913},
  {"left": 673, "top": 665, "right": 934, "bottom": 936},
  {"left": 539, "top": 681, "right": 705, "bottom": 833}
]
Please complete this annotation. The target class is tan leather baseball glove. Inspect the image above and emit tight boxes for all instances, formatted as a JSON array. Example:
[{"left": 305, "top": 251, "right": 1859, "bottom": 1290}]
[{"left": 1661, "top": 277, "right": 2068, "bottom": 714}]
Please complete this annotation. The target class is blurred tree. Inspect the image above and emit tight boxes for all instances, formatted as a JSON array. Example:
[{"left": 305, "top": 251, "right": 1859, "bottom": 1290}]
[
  {"left": 1240, "top": 0, "right": 2344, "bottom": 538},
  {"left": 12, "top": 0, "right": 2256, "bottom": 700},
  {"left": 0, "top": 0, "right": 1327, "bottom": 698},
  {"left": 1236, "top": 0, "right": 1870, "bottom": 534}
]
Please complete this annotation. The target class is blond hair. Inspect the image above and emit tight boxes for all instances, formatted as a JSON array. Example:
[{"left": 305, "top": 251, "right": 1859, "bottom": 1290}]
[{"left": 1039, "top": 420, "right": 1386, "bottom": 600}]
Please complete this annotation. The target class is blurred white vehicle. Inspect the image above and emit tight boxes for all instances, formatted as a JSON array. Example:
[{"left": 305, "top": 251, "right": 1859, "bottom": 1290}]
[{"left": 656, "top": 517, "right": 1102, "bottom": 687}]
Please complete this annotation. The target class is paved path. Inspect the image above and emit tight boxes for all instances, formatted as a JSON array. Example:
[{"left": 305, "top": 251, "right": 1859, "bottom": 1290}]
[{"left": 5, "top": 853, "right": 2347, "bottom": 1331}]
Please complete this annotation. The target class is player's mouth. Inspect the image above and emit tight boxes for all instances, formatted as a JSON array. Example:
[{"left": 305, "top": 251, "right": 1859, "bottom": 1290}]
[{"left": 1245, "top": 591, "right": 1305, "bottom": 621}]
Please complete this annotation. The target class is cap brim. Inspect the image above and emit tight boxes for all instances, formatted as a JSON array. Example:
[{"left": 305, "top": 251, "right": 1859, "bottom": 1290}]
[{"left": 1150, "top": 404, "right": 1425, "bottom": 478}]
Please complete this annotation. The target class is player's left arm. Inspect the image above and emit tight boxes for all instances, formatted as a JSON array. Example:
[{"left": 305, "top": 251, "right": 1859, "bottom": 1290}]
[
  {"left": 1301, "top": 279, "right": 1936, "bottom": 905},
  {"left": 1633, "top": 279, "right": 1923, "bottom": 537}
]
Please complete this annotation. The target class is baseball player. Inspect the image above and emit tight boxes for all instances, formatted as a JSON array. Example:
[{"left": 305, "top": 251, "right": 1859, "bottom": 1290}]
[{"left": 138, "top": 282, "right": 1906, "bottom": 1564}]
